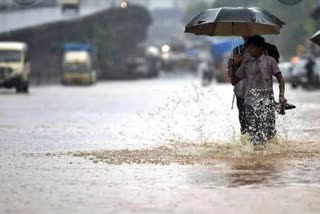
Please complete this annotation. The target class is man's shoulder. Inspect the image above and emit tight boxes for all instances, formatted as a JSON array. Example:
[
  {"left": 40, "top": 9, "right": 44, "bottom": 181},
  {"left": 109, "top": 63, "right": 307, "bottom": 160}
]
[{"left": 263, "top": 55, "right": 278, "bottom": 64}]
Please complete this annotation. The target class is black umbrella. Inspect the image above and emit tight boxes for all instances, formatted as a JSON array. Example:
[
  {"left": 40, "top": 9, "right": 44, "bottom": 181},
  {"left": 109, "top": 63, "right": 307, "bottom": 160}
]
[
  {"left": 279, "top": 0, "right": 303, "bottom": 5},
  {"left": 185, "top": 7, "right": 285, "bottom": 36},
  {"left": 310, "top": 31, "right": 320, "bottom": 47}
]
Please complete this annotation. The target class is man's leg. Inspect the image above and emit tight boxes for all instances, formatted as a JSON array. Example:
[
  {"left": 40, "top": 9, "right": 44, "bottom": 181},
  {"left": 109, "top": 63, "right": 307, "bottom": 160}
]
[
  {"left": 263, "top": 100, "right": 277, "bottom": 141},
  {"left": 255, "top": 99, "right": 277, "bottom": 143},
  {"left": 244, "top": 104, "right": 259, "bottom": 143},
  {"left": 236, "top": 96, "right": 247, "bottom": 134}
]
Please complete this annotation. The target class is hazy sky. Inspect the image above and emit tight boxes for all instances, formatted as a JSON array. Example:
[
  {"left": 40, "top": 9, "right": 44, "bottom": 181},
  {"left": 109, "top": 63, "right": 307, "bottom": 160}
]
[
  {"left": 148, "top": 0, "right": 216, "bottom": 9},
  {"left": 149, "top": 0, "right": 173, "bottom": 9}
]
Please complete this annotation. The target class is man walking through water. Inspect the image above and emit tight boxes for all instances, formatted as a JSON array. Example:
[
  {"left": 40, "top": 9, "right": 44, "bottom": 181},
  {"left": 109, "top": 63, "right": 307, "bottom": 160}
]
[
  {"left": 230, "top": 35, "right": 285, "bottom": 144},
  {"left": 228, "top": 36, "right": 251, "bottom": 136}
]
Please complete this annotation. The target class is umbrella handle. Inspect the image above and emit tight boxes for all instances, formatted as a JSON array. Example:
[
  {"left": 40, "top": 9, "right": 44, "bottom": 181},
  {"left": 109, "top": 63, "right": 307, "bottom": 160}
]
[
  {"left": 231, "top": 93, "right": 236, "bottom": 110},
  {"left": 237, "top": 37, "right": 241, "bottom": 54},
  {"left": 231, "top": 23, "right": 241, "bottom": 59},
  {"left": 231, "top": 37, "right": 241, "bottom": 60},
  {"left": 231, "top": 36, "right": 234, "bottom": 59},
  {"left": 231, "top": 22, "right": 234, "bottom": 59}
]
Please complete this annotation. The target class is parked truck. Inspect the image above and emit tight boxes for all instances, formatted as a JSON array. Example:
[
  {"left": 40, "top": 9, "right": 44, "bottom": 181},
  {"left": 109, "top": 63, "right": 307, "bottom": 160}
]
[
  {"left": 62, "top": 0, "right": 80, "bottom": 13},
  {"left": 61, "top": 43, "right": 96, "bottom": 85},
  {"left": 0, "top": 42, "right": 30, "bottom": 93}
]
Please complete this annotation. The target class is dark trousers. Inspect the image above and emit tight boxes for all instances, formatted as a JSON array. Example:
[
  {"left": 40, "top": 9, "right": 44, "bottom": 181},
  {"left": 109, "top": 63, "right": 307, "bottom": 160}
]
[{"left": 236, "top": 96, "right": 247, "bottom": 134}]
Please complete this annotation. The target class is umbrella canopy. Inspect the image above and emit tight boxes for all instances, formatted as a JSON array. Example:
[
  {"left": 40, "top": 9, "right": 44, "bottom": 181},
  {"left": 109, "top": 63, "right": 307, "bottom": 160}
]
[
  {"left": 279, "top": 0, "right": 303, "bottom": 6},
  {"left": 310, "top": 31, "right": 320, "bottom": 47},
  {"left": 185, "top": 7, "right": 285, "bottom": 36}
]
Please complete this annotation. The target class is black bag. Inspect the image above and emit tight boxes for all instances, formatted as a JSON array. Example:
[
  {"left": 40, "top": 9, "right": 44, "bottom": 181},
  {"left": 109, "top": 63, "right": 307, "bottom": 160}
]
[{"left": 265, "top": 42, "right": 280, "bottom": 63}]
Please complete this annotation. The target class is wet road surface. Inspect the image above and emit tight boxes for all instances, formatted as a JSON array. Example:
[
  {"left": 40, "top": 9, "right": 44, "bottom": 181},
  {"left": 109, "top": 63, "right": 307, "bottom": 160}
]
[{"left": 1, "top": 76, "right": 320, "bottom": 213}]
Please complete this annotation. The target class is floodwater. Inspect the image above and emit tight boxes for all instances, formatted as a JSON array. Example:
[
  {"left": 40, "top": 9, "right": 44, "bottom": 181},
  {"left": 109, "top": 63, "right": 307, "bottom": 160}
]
[{"left": 1, "top": 75, "right": 320, "bottom": 213}]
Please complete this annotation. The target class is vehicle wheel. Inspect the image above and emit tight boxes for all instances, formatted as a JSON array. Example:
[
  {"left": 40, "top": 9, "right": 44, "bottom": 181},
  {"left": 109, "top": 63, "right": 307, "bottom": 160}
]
[
  {"left": 15, "top": 80, "right": 22, "bottom": 93},
  {"left": 22, "top": 81, "right": 29, "bottom": 93},
  {"left": 16, "top": 79, "right": 29, "bottom": 93}
]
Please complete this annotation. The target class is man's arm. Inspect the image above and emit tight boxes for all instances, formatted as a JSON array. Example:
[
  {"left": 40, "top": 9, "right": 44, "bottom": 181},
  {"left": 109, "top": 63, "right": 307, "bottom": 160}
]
[
  {"left": 230, "top": 67, "right": 241, "bottom": 86},
  {"left": 230, "top": 55, "right": 244, "bottom": 86},
  {"left": 227, "top": 48, "right": 238, "bottom": 78},
  {"left": 275, "top": 72, "right": 285, "bottom": 104},
  {"left": 271, "top": 58, "right": 285, "bottom": 104}
]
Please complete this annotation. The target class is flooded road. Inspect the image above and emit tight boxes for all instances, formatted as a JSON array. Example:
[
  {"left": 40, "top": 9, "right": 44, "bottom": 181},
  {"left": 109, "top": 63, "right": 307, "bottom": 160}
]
[{"left": 1, "top": 76, "right": 320, "bottom": 213}]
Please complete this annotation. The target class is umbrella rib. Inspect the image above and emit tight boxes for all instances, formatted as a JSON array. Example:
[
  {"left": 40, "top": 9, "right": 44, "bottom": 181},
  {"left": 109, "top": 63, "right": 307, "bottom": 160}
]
[
  {"left": 211, "top": 8, "right": 222, "bottom": 36},
  {"left": 247, "top": 7, "right": 257, "bottom": 24},
  {"left": 211, "top": 23, "right": 216, "bottom": 36}
]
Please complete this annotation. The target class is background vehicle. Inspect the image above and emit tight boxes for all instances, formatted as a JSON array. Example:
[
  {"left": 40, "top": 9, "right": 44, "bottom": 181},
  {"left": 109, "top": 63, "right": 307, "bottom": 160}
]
[
  {"left": 291, "top": 57, "right": 320, "bottom": 88},
  {"left": 62, "top": 43, "right": 96, "bottom": 85},
  {"left": 0, "top": 42, "right": 30, "bottom": 93},
  {"left": 126, "top": 57, "right": 159, "bottom": 78},
  {"left": 279, "top": 62, "right": 293, "bottom": 83},
  {"left": 155, "top": 42, "right": 198, "bottom": 72},
  {"left": 62, "top": 0, "right": 80, "bottom": 13}
]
